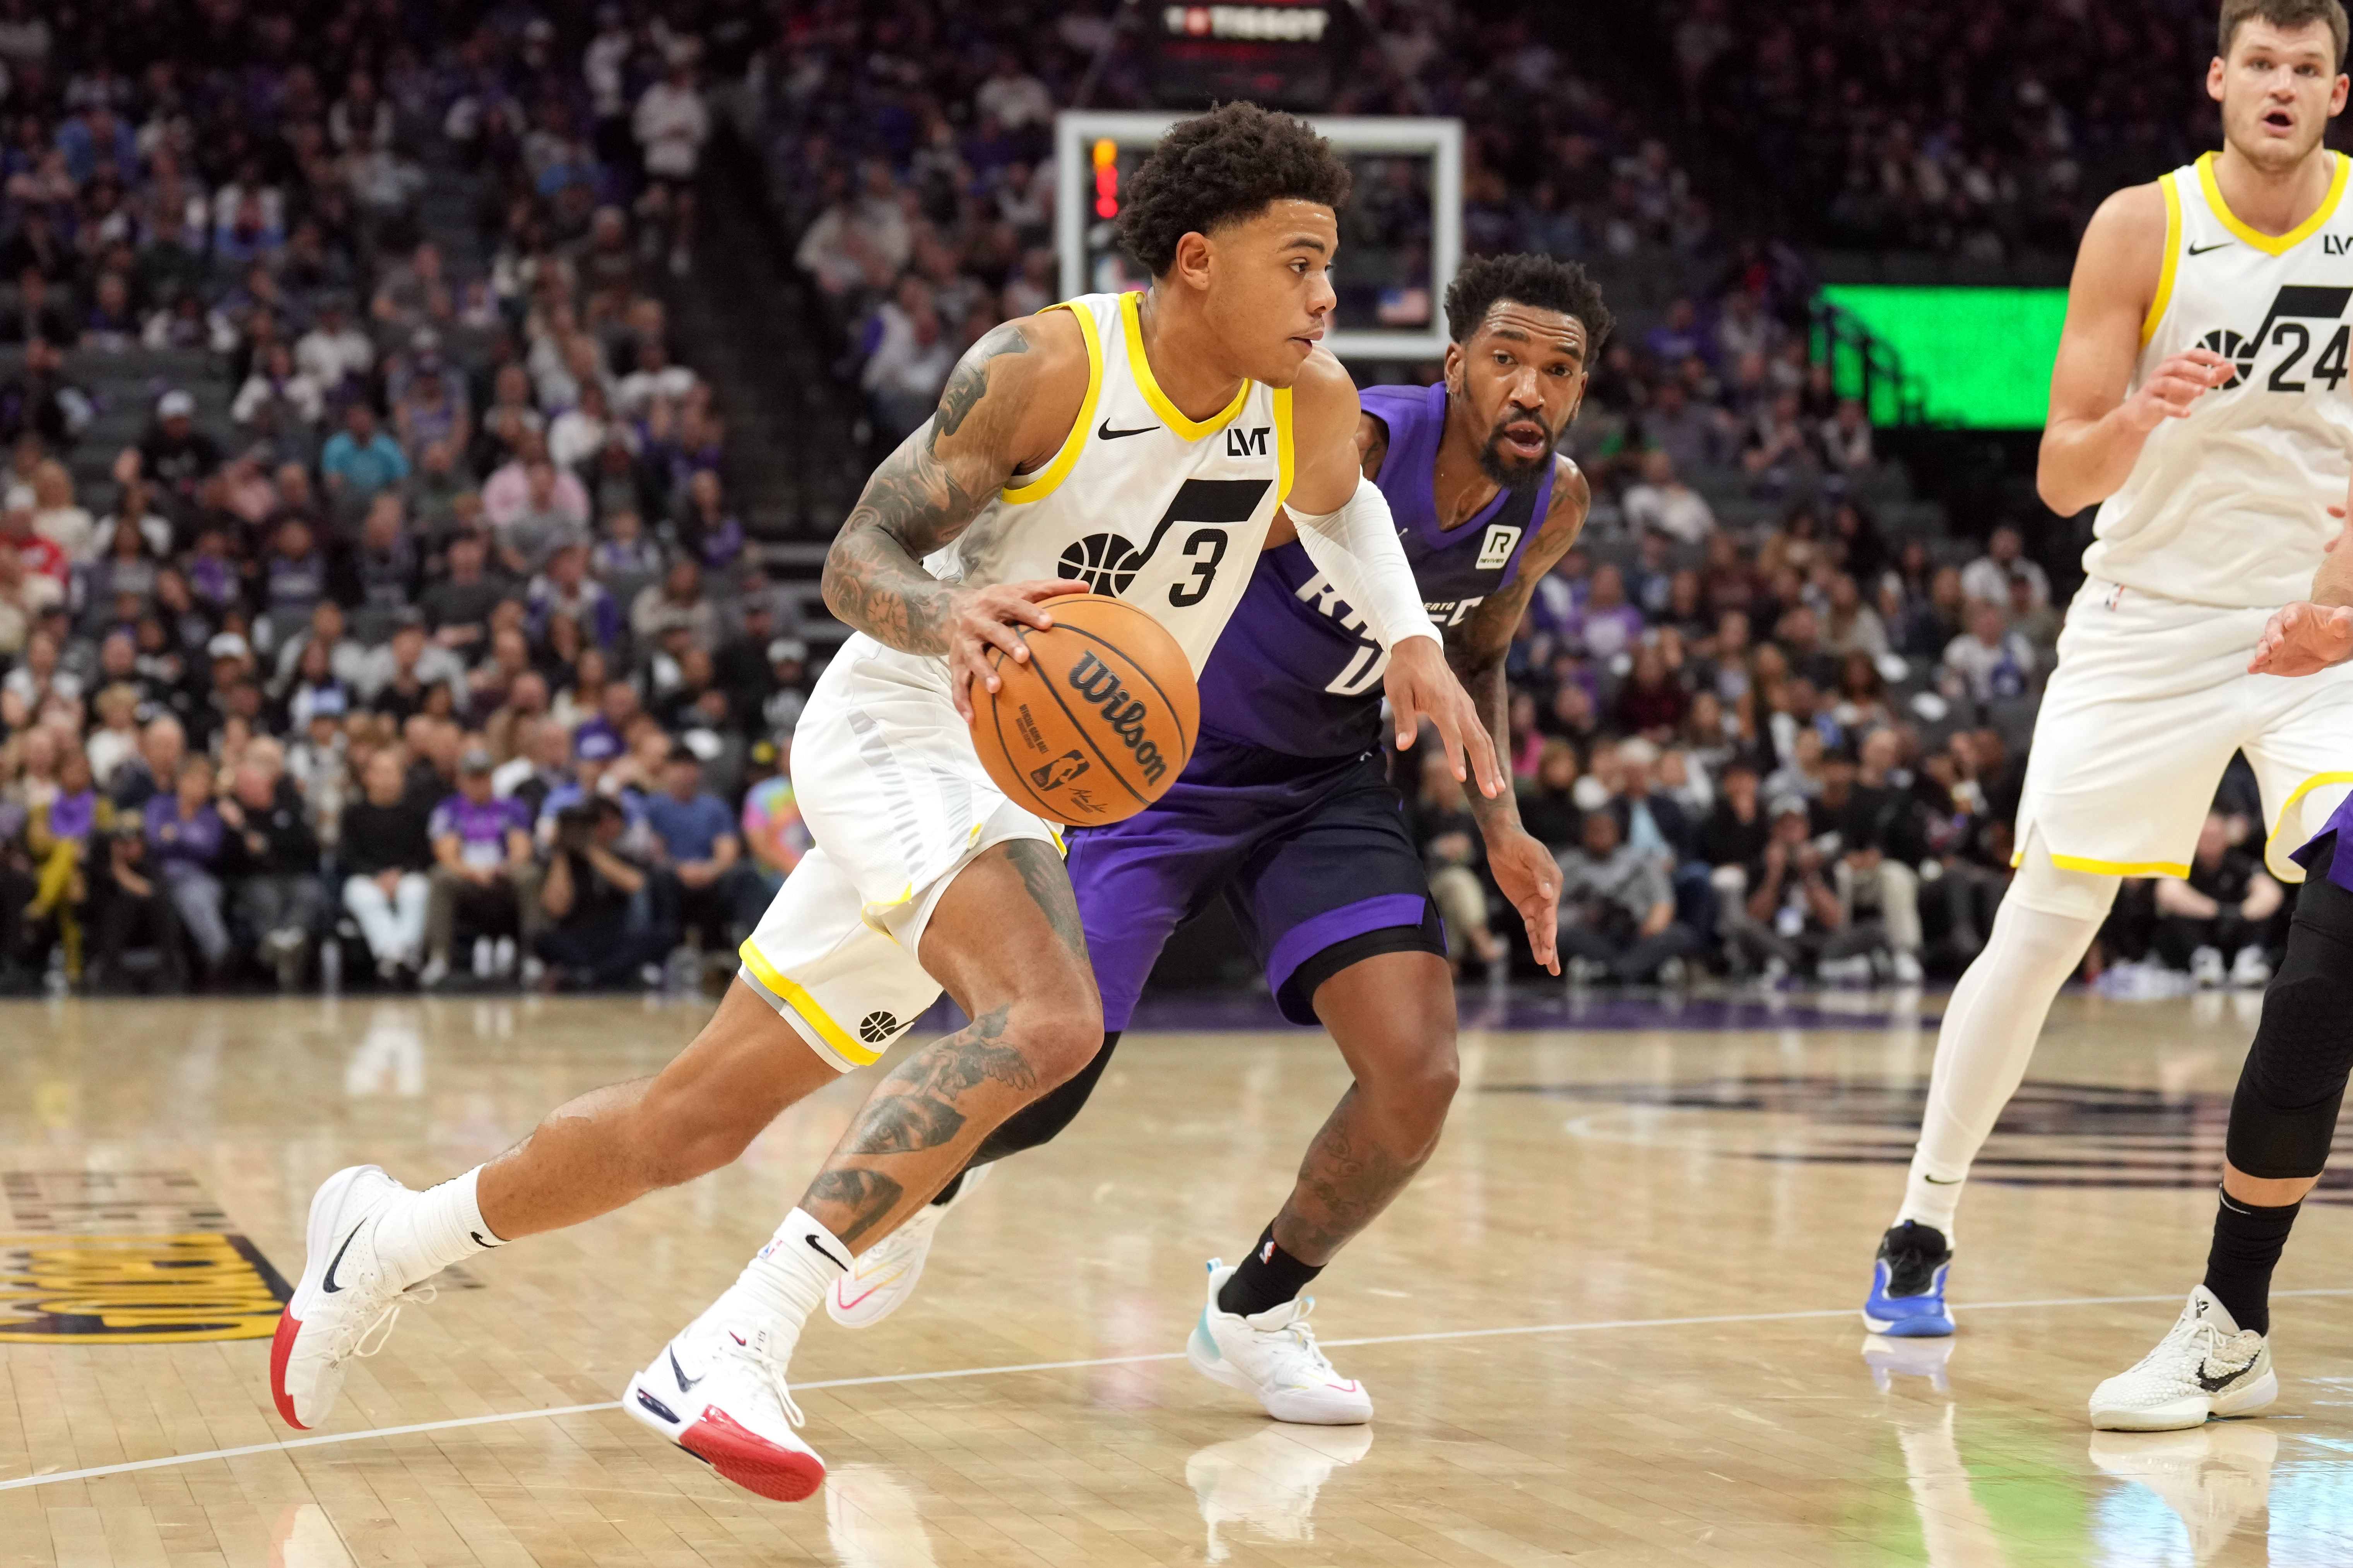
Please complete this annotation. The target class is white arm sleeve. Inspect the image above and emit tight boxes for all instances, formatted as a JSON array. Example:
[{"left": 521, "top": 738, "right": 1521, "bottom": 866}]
[{"left": 1285, "top": 478, "right": 1440, "bottom": 651}]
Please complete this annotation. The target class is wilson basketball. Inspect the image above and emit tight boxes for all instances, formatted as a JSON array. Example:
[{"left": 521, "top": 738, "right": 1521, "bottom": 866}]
[{"left": 971, "top": 594, "right": 1198, "bottom": 826}]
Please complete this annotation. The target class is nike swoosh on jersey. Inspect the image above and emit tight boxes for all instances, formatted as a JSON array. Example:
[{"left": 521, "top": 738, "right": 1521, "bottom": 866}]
[
  {"left": 1097, "top": 420, "right": 1159, "bottom": 440},
  {"left": 2188, "top": 241, "right": 2232, "bottom": 256}
]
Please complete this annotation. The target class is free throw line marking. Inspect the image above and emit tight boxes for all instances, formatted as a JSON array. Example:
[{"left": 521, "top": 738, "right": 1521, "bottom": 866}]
[{"left": 9, "top": 1286, "right": 2350, "bottom": 1493}]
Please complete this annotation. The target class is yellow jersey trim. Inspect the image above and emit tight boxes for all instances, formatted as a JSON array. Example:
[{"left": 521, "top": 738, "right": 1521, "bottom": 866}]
[
  {"left": 737, "top": 938, "right": 883, "bottom": 1067},
  {"left": 1121, "top": 290, "right": 1249, "bottom": 441},
  {"left": 1272, "top": 386, "right": 1296, "bottom": 504},
  {"left": 2195, "top": 150, "right": 2351, "bottom": 258},
  {"left": 1000, "top": 301, "right": 1104, "bottom": 504},
  {"left": 2141, "top": 171, "right": 2180, "bottom": 346},
  {"left": 2262, "top": 770, "right": 2353, "bottom": 882}
]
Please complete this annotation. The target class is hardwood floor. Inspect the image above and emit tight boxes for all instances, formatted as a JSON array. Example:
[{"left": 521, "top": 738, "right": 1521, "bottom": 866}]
[{"left": 2, "top": 987, "right": 2349, "bottom": 1566}]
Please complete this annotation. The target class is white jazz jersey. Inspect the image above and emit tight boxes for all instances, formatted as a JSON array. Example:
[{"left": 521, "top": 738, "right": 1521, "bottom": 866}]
[
  {"left": 2087, "top": 152, "right": 2353, "bottom": 608},
  {"left": 925, "top": 289, "right": 1295, "bottom": 672},
  {"left": 735, "top": 290, "right": 1296, "bottom": 1071}
]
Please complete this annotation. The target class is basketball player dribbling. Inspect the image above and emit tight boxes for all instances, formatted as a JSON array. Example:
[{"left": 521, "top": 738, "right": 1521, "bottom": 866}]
[
  {"left": 1867, "top": 0, "right": 2353, "bottom": 1338},
  {"left": 268, "top": 103, "right": 1496, "bottom": 1503},
  {"left": 819, "top": 255, "right": 1607, "bottom": 1428}
]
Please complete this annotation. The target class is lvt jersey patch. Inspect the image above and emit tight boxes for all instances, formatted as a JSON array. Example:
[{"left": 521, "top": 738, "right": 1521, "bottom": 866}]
[{"left": 0, "top": 1171, "right": 291, "bottom": 1343}]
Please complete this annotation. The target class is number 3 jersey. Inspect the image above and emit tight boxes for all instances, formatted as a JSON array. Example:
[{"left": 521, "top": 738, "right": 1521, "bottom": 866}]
[
  {"left": 923, "top": 290, "right": 1293, "bottom": 675},
  {"left": 2091, "top": 151, "right": 2353, "bottom": 608},
  {"left": 1195, "top": 379, "right": 1552, "bottom": 759}
]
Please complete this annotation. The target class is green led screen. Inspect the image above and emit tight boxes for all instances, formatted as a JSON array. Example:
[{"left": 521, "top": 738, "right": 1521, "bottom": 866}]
[{"left": 1817, "top": 285, "right": 2069, "bottom": 429}]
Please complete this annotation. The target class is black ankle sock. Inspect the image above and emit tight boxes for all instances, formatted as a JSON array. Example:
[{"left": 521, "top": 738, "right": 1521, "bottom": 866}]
[
  {"left": 1218, "top": 1225, "right": 1322, "bottom": 1317},
  {"left": 2203, "top": 1189, "right": 2302, "bottom": 1336},
  {"left": 929, "top": 1170, "right": 966, "bottom": 1208}
]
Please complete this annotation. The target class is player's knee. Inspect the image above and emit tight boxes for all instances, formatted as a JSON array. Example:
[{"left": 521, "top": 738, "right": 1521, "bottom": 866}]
[
  {"left": 1358, "top": 1033, "right": 1460, "bottom": 1139},
  {"left": 630, "top": 1085, "right": 764, "bottom": 1186},
  {"left": 1004, "top": 995, "right": 1105, "bottom": 1090}
]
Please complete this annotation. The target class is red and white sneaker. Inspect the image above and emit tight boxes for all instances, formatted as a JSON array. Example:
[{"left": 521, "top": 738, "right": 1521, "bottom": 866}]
[
  {"left": 1185, "top": 1260, "right": 1373, "bottom": 1425},
  {"left": 826, "top": 1163, "right": 991, "bottom": 1329},
  {"left": 270, "top": 1165, "right": 430, "bottom": 1430},
  {"left": 624, "top": 1301, "right": 828, "bottom": 1502}
]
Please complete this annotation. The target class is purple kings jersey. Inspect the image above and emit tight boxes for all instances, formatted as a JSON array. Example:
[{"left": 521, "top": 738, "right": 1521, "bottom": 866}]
[{"left": 1194, "top": 380, "right": 1551, "bottom": 758}]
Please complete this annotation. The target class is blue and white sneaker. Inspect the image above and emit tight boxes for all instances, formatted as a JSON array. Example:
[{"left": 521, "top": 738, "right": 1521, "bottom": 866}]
[{"left": 1863, "top": 1221, "right": 1955, "bottom": 1336}]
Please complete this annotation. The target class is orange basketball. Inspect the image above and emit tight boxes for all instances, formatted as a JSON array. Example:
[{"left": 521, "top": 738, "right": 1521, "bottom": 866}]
[{"left": 972, "top": 594, "right": 1199, "bottom": 826}]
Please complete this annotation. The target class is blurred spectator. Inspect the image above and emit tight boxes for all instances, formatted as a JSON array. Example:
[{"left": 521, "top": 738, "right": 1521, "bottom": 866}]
[
  {"left": 1943, "top": 600, "right": 2037, "bottom": 705},
  {"left": 2155, "top": 814, "right": 2282, "bottom": 989},
  {"left": 145, "top": 753, "right": 229, "bottom": 979},
  {"left": 422, "top": 747, "right": 534, "bottom": 987},
  {"left": 643, "top": 742, "right": 758, "bottom": 949},
  {"left": 1556, "top": 810, "right": 1701, "bottom": 986},
  {"left": 1960, "top": 525, "right": 2051, "bottom": 610},
  {"left": 1622, "top": 451, "right": 1715, "bottom": 545},
  {"left": 537, "top": 793, "right": 664, "bottom": 989},
  {"left": 340, "top": 748, "right": 433, "bottom": 981},
  {"left": 218, "top": 754, "right": 321, "bottom": 989},
  {"left": 1415, "top": 752, "right": 1505, "bottom": 970},
  {"left": 319, "top": 400, "right": 410, "bottom": 507}
]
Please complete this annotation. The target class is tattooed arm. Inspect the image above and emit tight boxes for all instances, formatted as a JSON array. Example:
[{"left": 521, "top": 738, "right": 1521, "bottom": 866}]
[
  {"left": 1441, "top": 454, "right": 1591, "bottom": 972},
  {"left": 821, "top": 309, "right": 1092, "bottom": 717}
]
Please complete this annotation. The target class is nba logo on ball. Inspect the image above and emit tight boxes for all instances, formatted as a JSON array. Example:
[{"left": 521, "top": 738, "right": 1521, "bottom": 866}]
[{"left": 970, "top": 595, "right": 1199, "bottom": 826}]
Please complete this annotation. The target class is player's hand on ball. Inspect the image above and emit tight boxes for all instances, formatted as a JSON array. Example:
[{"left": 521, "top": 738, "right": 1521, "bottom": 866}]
[
  {"left": 1384, "top": 636, "right": 1503, "bottom": 799},
  {"left": 2250, "top": 600, "right": 2353, "bottom": 677},
  {"left": 2118, "top": 347, "right": 2233, "bottom": 432},
  {"left": 945, "top": 578, "right": 1091, "bottom": 721},
  {"left": 1486, "top": 827, "right": 1562, "bottom": 974}
]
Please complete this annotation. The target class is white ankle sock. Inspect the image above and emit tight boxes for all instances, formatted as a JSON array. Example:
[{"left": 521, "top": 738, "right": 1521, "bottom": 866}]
[
  {"left": 376, "top": 1167, "right": 501, "bottom": 1289},
  {"left": 733, "top": 1208, "right": 848, "bottom": 1331},
  {"left": 1895, "top": 1164, "right": 1964, "bottom": 1239}
]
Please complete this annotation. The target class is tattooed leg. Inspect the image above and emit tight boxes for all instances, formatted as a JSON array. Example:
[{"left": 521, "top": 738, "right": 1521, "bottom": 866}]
[
  {"left": 795, "top": 839, "right": 1103, "bottom": 1252},
  {"left": 1270, "top": 950, "right": 1460, "bottom": 1266}
]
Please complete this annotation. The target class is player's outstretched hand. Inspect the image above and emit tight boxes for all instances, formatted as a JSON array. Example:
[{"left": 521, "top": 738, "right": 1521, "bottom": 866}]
[
  {"left": 2250, "top": 600, "right": 2353, "bottom": 677},
  {"left": 1486, "top": 827, "right": 1561, "bottom": 974},
  {"left": 946, "top": 578, "right": 1091, "bottom": 721},
  {"left": 1384, "top": 637, "right": 1503, "bottom": 799},
  {"left": 2117, "top": 347, "right": 2233, "bottom": 433}
]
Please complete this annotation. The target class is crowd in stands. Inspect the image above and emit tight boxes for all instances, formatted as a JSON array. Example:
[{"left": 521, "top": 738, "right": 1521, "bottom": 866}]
[
  {"left": 770, "top": 3, "right": 1731, "bottom": 446},
  {"left": 1668, "top": 0, "right": 2218, "bottom": 257},
  {"left": 0, "top": 4, "right": 815, "bottom": 996}
]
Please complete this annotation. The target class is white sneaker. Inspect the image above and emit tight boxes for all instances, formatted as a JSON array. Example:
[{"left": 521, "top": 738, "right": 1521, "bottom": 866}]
[
  {"left": 1891, "top": 949, "right": 1924, "bottom": 986},
  {"left": 624, "top": 1295, "right": 827, "bottom": 1502},
  {"left": 2230, "top": 945, "right": 2273, "bottom": 988},
  {"left": 2088, "top": 1285, "right": 2276, "bottom": 1431},
  {"left": 270, "top": 1165, "right": 433, "bottom": 1430},
  {"left": 1818, "top": 954, "right": 1875, "bottom": 985},
  {"left": 1185, "top": 1260, "right": 1372, "bottom": 1425},
  {"left": 2191, "top": 945, "right": 2226, "bottom": 989},
  {"left": 826, "top": 1163, "right": 991, "bottom": 1329},
  {"left": 419, "top": 955, "right": 450, "bottom": 989},
  {"left": 492, "top": 936, "right": 516, "bottom": 977},
  {"left": 472, "top": 936, "right": 494, "bottom": 979}
]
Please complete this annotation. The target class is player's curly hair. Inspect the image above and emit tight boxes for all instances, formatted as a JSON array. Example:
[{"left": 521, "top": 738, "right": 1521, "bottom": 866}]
[
  {"left": 1444, "top": 253, "right": 1615, "bottom": 351},
  {"left": 1117, "top": 102, "right": 1353, "bottom": 276}
]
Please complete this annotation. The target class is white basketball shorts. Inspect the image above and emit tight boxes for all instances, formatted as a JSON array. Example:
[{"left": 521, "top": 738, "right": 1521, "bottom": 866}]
[
  {"left": 737, "top": 634, "right": 1060, "bottom": 1072},
  {"left": 2014, "top": 579, "right": 2353, "bottom": 882}
]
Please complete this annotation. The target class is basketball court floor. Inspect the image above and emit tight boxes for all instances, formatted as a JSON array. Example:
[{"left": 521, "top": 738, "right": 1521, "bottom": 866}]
[{"left": 5, "top": 986, "right": 2352, "bottom": 1567}]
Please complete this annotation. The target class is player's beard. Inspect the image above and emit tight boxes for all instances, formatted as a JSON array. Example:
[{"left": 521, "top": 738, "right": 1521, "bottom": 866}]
[{"left": 1477, "top": 414, "right": 1557, "bottom": 491}]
